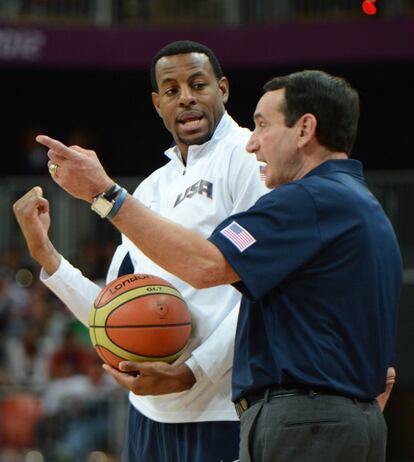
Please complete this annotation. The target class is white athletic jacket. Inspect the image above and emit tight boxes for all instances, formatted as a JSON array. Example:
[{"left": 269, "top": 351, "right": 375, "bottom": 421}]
[{"left": 41, "top": 113, "right": 268, "bottom": 423}]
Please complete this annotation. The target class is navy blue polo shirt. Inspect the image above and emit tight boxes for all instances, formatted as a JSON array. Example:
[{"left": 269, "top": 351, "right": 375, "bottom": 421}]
[{"left": 209, "top": 159, "right": 402, "bottom": 402}]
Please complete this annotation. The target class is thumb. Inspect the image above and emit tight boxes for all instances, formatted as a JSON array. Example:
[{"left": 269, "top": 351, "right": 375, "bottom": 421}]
[
  {"left": 118, "top": 361, "right": 143, "bottom": 373},
  {"left": 33, "top": 186, "right": 44, "bottom": 197},
  {"left": 386, "top": 367, "right": 396, "bottom": 383}
]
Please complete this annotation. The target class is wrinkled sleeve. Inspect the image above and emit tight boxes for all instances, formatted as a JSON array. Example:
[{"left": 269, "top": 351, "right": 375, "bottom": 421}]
[
  {"left": 185, "top": 301, "right": 239, "bottom": 383},
  {"left": 40, "top": 257, "right": 103, "bottom": 326}
]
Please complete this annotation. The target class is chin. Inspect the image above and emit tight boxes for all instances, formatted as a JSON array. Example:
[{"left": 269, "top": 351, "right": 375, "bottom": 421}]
[
  {"left": 266, "top": 177, "right": 279, "bottom": 189},
  {"left": 180, "top": 131, "right": 212, "bottom": 147}
]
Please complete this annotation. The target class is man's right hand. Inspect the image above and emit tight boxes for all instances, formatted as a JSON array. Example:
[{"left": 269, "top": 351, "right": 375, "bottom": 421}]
[
  {"left": 376, "top": 366, "right": 396, "bottom": 412},
  {"left": 102, "top": 360, "right": 196, "bottom": 396},
  {"left": 13, "top": 186, "right": 61, "bottom": 275}
]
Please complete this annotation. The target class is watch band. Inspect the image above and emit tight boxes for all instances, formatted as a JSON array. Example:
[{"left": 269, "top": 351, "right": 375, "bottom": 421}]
[
  {"left": 91, "top": 183, "right": 124, "bottom": 219},
  {"left": 103, "top": 183, "right": 121, "bottom": 201},
  {"left": 107, "top": 187, "right": 128, "bottom": 219}
]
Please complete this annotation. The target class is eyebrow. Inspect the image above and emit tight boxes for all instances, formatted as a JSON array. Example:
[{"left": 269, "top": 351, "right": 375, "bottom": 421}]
[
  {"left": 159, "top": 70, "right": 208, "bottom": 87},
  {"left": 158, "top": 77, "right": 176, "bottom": 87},
  {"left": 253, "top": 112, "right": 264, "bottom": 123},
  {"left": 188, "top": 71, "right": 207, "bottom": 80}
]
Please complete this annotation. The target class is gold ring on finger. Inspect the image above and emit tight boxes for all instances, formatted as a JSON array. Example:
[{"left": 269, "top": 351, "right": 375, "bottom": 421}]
[{"left": 49, "top": 163, "right": 59, "bottom": 178}]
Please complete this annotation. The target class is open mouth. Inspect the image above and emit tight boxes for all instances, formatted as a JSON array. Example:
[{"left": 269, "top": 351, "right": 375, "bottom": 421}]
[{"left": 177, "top": 111, "right": 204, "bottom": 131}]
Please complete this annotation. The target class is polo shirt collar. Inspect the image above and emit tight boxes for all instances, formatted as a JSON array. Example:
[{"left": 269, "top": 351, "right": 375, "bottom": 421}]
[{"left": 304, "top": 159, "right": 364, "bottom": 180}]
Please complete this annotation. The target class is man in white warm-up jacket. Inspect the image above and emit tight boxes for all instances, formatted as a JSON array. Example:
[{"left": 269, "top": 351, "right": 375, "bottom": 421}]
[{"left": 14, "top": 40, "right": 268, "bottom": 462}]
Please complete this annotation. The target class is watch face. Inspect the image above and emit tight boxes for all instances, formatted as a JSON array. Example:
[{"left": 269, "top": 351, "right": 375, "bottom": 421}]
[{"left": 92, "top": 196, "right": 113, "bottom": 218}]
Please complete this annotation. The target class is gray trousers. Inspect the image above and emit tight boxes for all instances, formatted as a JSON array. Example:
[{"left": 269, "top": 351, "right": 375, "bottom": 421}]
[{"left": 239, "top": 390, "right": 386, "bottom": 462}]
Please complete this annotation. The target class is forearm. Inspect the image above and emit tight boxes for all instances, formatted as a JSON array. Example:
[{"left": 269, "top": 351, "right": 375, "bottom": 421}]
[
  {"left": 189, "top": 304, "right": 239, "bottom": 383},
  {"left": 32, "top": 136, "right": 238, "bottom": 287},
  {"left": 32, "top": 238, "right": 62, "bottom": 276},
  {"left": 111, "top": 194, "right": 237, "bottom": 288},
  {"left": 41, "top": 257, "right": 102, "bottom": 325}
]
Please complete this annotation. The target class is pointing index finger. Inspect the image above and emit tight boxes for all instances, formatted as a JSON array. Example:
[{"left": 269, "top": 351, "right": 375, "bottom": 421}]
[{"left": 36, "top": 135, "right": 80, "bottom": 160}]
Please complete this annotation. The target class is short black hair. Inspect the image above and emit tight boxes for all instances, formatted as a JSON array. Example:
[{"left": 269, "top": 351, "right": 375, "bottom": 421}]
[
  {"left": 264, "top": 70, "right": 360, "bottom": 154},
  {"left": 150, "top": 40, "right": 223, "bottom": 91}
]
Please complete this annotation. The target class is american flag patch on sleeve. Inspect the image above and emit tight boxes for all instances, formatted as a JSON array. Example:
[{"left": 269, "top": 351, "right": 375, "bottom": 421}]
[{"left": 220, "top": 221, "right": 256, "bottom": 252}]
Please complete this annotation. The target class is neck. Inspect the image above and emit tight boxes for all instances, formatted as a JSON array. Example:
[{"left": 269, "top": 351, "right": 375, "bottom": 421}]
[
  {"left": 295, "top": 147, "right": 348, "bottom": 182},
  {"left": 179, "top": 147, "right": 188, "bottom": 165}
]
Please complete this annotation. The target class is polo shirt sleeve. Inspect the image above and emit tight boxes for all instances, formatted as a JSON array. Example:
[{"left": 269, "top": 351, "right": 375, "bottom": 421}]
[{"left": 209, "top": 183, "right": 321, "bottom": 301}]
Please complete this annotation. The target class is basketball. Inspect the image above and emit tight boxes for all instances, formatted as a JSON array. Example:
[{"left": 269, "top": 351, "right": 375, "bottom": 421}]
[{"left": 89, "top": 273, "right": 192, "bottom": 368}]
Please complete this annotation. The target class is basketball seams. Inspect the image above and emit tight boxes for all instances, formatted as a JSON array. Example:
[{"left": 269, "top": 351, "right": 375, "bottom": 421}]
[
  {"left": 94, "top": 284, "right": 185, "bottom": 309},
  {"left": 95, "top": 284, "right": 185, "bottom": 309},
  {"left": 95, "top": 343, "right": 185, "bottom": 364},
  {"left": 92, "top": 287, "right": 190, "bottom": 328},
  {"left": 89, "top": 322, "right": 192, "bottom": 329},
  {"left": 93, "top": 332, "right": 187, "bottom": 362},
  {"left": 94, "top": 274, "right": 173, "bottom": 305},
  {"left": 88, "top": 302, "right": 98, "bottom": 345}
]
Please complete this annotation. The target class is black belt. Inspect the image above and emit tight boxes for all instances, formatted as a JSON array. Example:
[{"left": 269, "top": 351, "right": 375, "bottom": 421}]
[{"left": 234, "top": 385, "right": 373, "bottom": 418}]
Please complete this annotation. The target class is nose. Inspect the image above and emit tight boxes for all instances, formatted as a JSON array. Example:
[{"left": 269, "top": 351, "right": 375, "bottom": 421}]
[
  {"left": 179, "top": 86, "right": 196, "bottom": 107},
  {"left": 246, "top": 134, "right": 259, "bottom": 153}
]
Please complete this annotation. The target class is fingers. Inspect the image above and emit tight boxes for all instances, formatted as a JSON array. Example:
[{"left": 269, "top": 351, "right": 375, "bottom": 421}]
[
  {"left": 102, "top": 363, "right": 127, "bottom": 377},
  {"left": 386, "top": 366, "right": 396, "bottom": 383},
  {"left": 14, "top": 186, "right": 42, "bottom": 205},
  {"left": 103, "top": 361, "right": 193, "bottom": 395},
  {"left": 35, "top": 133, "right": 110, "bottom": 203},
  {"left": 102, "top": 363, "right": 140, "bottom": 392},
  {"left": 117, "top": 361, "right": 162, "bottom": 374},
  {"left": 118, "top": 361, "right": 142, "bottom": 373},
  {"left": 122, "top": 361, "right": 172, "bottom": 373},
  {"left": 376, "top": 367, "right": 397, "bottom": 412},
  {"left": 13, "top": 188, "right": 49, "bottom": 231},
  {"left": 36, "top": 134, "right": 71, "bottom": 157},
  {"left": 12, "top": 187, "right": 58, "bottom": 270},
  {"left": 13, "top": 186, "right": 48, "bottom": 217},
  {"left": 36, "top": 135, "right": 87, "bottom": 163},
  {"left": 33, "top": 186, "right": 43, "bottom": 197},
  {"left": 18, "top": 185, "right": 43, "bottom": 200},
  {"left": 102, "top": 363, "right": 131, "bottom": 381}
]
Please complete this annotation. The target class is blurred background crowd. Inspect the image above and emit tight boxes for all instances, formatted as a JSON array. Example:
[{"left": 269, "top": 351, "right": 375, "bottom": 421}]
[
  {"left": 0, "top": 241, "right": 125, "bottom": 462},
  {"left": 1, "top": 1, "right": 414, "bottom": 461}
]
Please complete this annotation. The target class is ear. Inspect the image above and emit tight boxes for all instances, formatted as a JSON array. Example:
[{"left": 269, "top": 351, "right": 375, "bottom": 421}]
[
  {"left": 151, "top": 92, "right": 162, "bottom": 117},
  {"left": 218, "top": 77, "right": 229, "bottom": 104},
  {"left": 297, "top": 114, "right": 317, "bottom": 148}
]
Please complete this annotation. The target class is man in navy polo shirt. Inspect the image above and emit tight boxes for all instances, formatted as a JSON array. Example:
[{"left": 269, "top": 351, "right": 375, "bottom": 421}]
[
  {"left": 207, "top": 71, "right": 401, "bottom": 461},
  {"left": 28, "top": 70, "right": 402, "bottom": 461}
]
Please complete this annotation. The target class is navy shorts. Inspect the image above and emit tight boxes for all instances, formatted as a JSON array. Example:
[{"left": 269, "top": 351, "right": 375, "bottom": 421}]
[{"left": 123, "top": 404, "right": 240, "bottom": 462}]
